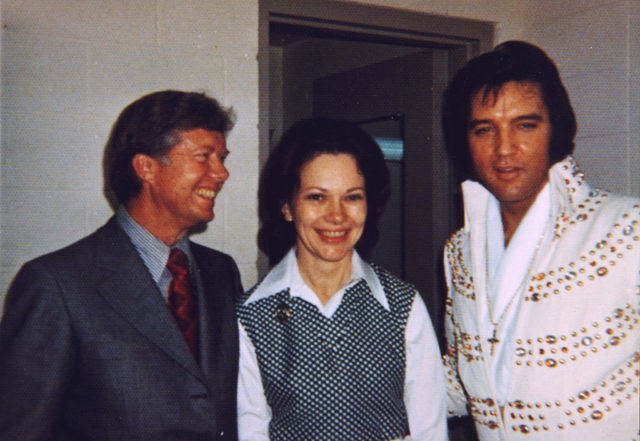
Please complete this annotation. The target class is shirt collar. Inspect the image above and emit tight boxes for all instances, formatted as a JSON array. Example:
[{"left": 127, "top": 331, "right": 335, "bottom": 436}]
[
  {"left": 116, "top": 206, "right": 191, "bottom": 284},
  {"left": 245, "top": 247, "right": 388, "bottom": 311},
  {"left": 462, "top": 155, "right": 584, "bottom": 234}
]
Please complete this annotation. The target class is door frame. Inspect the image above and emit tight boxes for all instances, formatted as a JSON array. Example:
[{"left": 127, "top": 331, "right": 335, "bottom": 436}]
[
  {"left": 259, "top": 0, "right": 493, "bottom": 165},
  {"left": 258, "top": 1, "right": 494, "bottom": 329}
]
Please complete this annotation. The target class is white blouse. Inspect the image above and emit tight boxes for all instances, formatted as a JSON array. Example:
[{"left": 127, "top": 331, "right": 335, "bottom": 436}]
[{"left": 237, "top": 249, "right": 448, "bottom": 441}]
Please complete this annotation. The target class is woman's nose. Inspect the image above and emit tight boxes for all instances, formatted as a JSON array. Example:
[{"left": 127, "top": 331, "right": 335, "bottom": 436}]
[{"left": 325, "top": 201, "right": 346, "bottom": 223}]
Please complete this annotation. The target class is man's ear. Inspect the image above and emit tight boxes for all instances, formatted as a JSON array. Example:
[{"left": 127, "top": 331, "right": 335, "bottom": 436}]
[{"left": 131, "top": 153, "right": 158, "bottom": 185}]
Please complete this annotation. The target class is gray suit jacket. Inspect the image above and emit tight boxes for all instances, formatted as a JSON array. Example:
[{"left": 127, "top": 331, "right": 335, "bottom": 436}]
[{"left": 0, "top": 217, "right": 241, "bottom": 441}]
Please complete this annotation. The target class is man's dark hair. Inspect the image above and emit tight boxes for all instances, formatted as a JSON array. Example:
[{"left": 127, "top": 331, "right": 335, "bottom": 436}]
[
  {"left": 105, "top": 90, "right": 235, "bottom": 204},
  {"left": 258, "top": 117, "right": 391, "bottom": 266},
  {"left": 442, "top": 40, "right": 577, "bottom": 179}
]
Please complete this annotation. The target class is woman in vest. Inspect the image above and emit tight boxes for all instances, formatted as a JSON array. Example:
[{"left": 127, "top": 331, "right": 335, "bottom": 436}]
[{"left": 237, "top": 118, "right": 447, "bottom": 441}]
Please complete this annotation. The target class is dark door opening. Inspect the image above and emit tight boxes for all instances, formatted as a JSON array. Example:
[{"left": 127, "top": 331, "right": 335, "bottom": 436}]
[
  {"left": 260, "top": 4, "right": 492, "bottom": 440},
  {"left": 264, "top": 13, "right": 490, "bottom": 334}
]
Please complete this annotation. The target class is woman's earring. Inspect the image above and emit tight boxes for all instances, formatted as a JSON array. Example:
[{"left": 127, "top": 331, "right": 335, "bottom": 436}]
[{"left": 284, "top": 212, "right": 293, "bottom": 222}]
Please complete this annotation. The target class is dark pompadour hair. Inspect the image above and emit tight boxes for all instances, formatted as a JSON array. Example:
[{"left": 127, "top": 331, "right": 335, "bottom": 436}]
[{"left": 442, "top": 40, "right": 576, "bottom": 179}]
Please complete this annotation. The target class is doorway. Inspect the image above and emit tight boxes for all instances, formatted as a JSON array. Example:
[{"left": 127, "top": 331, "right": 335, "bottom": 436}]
[
  {"left": 259, "top": 0, "right": 492, "bottom": 343},
  {"left": 260, "top": 4, "right": 492, "bottom": 440}
]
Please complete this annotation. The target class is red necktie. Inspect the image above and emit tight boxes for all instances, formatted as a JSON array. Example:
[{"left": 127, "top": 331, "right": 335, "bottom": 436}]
[{"left": 166, "top": 248, "right": 199, "bottom": 361}]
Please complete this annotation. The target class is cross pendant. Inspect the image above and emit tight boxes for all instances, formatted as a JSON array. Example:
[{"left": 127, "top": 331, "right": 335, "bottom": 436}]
[{"left": 488, "top": 327, "right": 500, "bottom": 356}]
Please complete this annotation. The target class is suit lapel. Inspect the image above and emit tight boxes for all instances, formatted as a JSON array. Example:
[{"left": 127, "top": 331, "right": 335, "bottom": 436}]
[
  {"left": 191, "top": 244, "right": 239, "bottom": 387},
  {"left": 93, "top": 219, "right": 206, "bottom": 383},
  {"left": 191, "top": 245, "right": 222, "bottom": 382}
]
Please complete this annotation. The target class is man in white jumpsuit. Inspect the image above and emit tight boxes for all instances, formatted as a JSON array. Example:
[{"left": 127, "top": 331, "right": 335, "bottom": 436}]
[{"left": 441, "top": 40, "right": 639, "bottom": 441}]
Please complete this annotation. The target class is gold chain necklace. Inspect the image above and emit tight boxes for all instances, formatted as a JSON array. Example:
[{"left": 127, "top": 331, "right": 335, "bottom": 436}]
[{"left": 484, "top": 217, "right": 549, "bottom": 356}]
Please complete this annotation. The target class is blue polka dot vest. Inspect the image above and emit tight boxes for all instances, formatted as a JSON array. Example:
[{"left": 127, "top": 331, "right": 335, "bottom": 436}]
[{"left": 238, "top": 264, "right": 415, "bottom": 441}]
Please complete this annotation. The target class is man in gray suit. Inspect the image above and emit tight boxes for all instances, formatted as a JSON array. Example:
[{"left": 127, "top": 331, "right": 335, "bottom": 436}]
[{"left": 0, "top": 90, "right": 243, "bottom": 441}]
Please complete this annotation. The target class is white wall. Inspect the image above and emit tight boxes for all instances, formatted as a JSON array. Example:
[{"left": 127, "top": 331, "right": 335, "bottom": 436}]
[
  {"left": 521, "top": 0, "right": 640, "bottom": 196},
  {"left": 1, "top": 0, "right": 638, "bottom": 308},
  {"left": 0, "top": 0, "right": 260, "bottom": 302}
]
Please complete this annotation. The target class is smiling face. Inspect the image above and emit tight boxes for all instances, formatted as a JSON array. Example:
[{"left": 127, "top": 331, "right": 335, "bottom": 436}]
[
  {"left": 282, "top": 153, "right": 367, "bottom": 268},
  {"left": 468, "top": 81, "right": 552, "bottom": 216},
  {"left": 144, "top": 128, "right": 229, "bottom": 240}
]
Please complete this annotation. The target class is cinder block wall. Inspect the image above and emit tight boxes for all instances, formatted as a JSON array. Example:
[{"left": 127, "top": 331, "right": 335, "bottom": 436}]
[
  {"left": 1, "top": 0, "right": 637, "bottom": 310},
  {"left": 518, "top": 0, "right": 640, "bottom": 197},
  {"left": 0, "top": 1, "right": 260, "bottom": 302}
]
